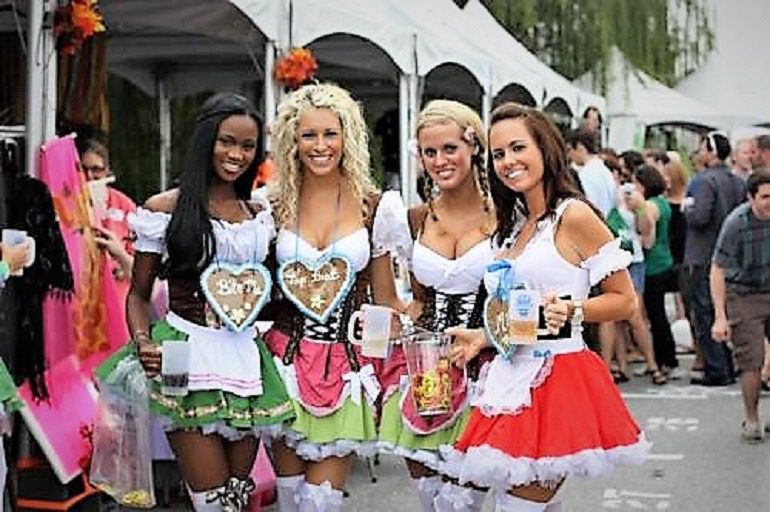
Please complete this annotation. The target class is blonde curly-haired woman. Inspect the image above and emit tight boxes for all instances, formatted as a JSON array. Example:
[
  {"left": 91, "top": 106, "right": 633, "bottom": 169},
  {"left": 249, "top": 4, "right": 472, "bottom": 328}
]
[{"left": 263, "top": 83, "right": 409, "bottom": 512}]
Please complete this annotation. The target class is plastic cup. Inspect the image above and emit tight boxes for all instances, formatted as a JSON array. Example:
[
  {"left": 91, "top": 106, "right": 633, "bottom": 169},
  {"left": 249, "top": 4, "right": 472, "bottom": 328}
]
[
  {"left": 2, "top": 229, "right": 32, "bottom": 276},
  {"left": 160, "top": 341, "right": 190, "bottom": 396},
  {"left": 403, "top": 332, "right": 453, "bottom": 416}
]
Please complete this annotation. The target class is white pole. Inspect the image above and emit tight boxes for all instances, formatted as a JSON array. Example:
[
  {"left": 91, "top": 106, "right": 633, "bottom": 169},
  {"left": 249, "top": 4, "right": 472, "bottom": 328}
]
[
  {"left": 398, "top": 73, "right": 409, "bottom": 203},
  {"left": 42, "top": 6, "right": 57, "bottom": 145},
  {"left": 158, "top": 76, "right": 171, "bottom": 191},
  {"left": 407, "top": 73, "right": 419, "bottom": 206},
  {"left": 24, "top": 0, "right": 44, "bottom": 177},
  {"left": 263, "top": 39, "right": 277, "bottom": 152},
  {"left": 482, "top": 85, "right": 492, "bottom": 129}
]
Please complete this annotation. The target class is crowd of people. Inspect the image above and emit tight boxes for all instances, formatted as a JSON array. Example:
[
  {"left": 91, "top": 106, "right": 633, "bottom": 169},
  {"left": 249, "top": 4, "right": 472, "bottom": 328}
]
[
  {"left": 567, "top": 125, "right": 770, "bottom": 443},
  {"left": 3, "top": 81, "right": 769, "bottom": 512}
]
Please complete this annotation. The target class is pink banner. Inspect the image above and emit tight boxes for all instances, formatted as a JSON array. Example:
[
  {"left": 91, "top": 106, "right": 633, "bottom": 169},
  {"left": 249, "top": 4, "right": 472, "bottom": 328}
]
[
  {"left": 39, "top": 136, "right": 129, "bottom": 373},
  {"left": 18, "top": 355, "right": 98, "bottom": 483}
]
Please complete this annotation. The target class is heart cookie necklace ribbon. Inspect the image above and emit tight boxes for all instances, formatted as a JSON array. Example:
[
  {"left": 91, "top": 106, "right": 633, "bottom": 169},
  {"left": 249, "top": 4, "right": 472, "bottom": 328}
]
[
  {"left": 199, "top": 202, "right": 273, "bottom": 333},
  {"left": 278, "top": 184, "right": 355, "bottom": 324},
  {"left": 483, "top": 259, "right": 519, "bottom": 360}
]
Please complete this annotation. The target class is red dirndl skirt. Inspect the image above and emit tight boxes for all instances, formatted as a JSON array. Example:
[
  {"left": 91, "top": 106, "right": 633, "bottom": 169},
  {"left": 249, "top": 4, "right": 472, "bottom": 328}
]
[{"left": 440, "top": 348, "right": 650, "bottom": 490}]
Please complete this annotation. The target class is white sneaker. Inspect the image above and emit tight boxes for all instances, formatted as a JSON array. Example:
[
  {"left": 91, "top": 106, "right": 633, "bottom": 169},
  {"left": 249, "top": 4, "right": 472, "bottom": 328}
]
[{"left": 741, "top": 421, "right": 764, "bottom": 444}]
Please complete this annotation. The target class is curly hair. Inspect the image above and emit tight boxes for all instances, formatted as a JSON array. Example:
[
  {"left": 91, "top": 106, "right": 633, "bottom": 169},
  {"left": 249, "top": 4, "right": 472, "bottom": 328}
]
[
  {"left": 416, "top": 99, "right": 491, "bottom": 221},
  {"left": 269, "top": 83, "right": 377, "bottom": 227}
]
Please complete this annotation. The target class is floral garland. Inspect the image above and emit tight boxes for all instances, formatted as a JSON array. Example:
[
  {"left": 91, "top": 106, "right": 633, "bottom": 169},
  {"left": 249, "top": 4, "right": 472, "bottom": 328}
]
[
  {"left": 274, "top": 47, "right": 318, "bottom": 89},
  {"left": 54, "top": 0, "right": 106, "bottom": 55}
]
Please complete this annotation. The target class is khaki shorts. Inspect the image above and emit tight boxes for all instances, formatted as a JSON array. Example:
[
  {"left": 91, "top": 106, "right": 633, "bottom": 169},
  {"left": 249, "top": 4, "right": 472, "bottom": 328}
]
[{"left": 727, "top": 292, "right": 770, "bottom": 371}]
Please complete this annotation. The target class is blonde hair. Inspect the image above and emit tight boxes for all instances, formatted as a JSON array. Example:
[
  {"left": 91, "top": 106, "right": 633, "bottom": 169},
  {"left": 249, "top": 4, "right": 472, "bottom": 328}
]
[
  {"left": 269, "top": 83, "right": 376, "bottom": 227},
  {"left": 416, "top": 100, "right": 490, "bottom": 217},
  {"left": 662, "top": 161, "right": 690, "bottom": 197},
  {"left": 416, "top": 99, "right": 487, "bottom": 152}
]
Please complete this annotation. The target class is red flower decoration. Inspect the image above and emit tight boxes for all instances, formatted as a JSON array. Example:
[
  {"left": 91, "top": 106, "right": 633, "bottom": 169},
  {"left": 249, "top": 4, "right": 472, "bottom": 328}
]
[
  {"left": 54, "top": 0, "right": 106, "bottom": 55},
  {"left": 274, "top": 48, "right": 319, "bottom": 89}
]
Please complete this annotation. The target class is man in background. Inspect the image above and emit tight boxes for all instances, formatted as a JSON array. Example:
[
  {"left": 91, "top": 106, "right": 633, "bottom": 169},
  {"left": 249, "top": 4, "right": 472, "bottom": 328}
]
[
  {"left": 566, "top": 129, "right": 616, "bottom": 217},
  {"left": 684, "top": 133, "right": 746, "bottom": 386},
  {"left": 711, "top": 170, "right": 770, "bottom": 441}
]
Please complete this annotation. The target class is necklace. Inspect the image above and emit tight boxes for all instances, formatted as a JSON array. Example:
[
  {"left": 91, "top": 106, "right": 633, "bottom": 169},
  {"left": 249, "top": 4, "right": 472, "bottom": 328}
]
[
  {"left": 278, "top": 182, "right": 356, "bottom": 324},
  {"left": 295, "top": 182, "right": 342, "bottom": 253}
]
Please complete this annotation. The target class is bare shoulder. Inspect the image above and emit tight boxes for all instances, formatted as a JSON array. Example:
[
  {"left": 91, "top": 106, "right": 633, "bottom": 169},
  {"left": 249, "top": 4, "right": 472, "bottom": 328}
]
[
  {"left": 143, "top": 189, "right": 179, "bottom": 213},
  {"left": 560, "top": 199, "right": 604, "bottom": 230},
  {"left": 558, "top": 199, "right": 613, "bottom": 257}
]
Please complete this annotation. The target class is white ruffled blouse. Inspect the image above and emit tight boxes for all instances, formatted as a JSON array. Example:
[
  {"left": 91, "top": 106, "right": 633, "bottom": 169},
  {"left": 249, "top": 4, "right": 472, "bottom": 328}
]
[
  {"left": 477, "top": 198, "right": 631, "bottom": 417},
  {"left": 128, "top": 195, "right": 276, "bottom": 265},
  {"left": 274, "top": 190, "right": 411, "bottom": 271}
]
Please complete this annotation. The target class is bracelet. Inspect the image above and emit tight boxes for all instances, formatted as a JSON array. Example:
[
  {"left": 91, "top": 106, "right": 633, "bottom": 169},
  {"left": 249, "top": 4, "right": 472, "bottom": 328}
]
[{"left": 133, "top": 331, "right": 150, "bottom": 343}]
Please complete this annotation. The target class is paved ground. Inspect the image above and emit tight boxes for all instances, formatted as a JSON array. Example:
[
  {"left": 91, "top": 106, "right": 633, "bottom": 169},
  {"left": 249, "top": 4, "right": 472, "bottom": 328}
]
[
  {"left": 333, "top": 355, "right": 770, "bottom": 512},
  {"left": 146, "top": 354, "right": 770, "bottom": 511}
]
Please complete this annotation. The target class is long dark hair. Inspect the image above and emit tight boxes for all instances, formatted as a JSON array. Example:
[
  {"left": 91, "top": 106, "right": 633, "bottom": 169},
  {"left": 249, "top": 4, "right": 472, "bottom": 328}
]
[
  {"left": 488, "top": 103, "right": 583, "bottom": 246},
  {"left": 165, "top": 93, "right": 264, "bottom": 275}
]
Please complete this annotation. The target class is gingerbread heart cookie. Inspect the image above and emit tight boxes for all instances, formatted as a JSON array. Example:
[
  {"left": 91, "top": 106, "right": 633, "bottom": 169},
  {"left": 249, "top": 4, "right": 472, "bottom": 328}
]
[
  {"left": 200, "top": 263, "right": 272, "bottom": 332},
  {"left": 278, "top": 255, "right": 354, "bottom": 323}
]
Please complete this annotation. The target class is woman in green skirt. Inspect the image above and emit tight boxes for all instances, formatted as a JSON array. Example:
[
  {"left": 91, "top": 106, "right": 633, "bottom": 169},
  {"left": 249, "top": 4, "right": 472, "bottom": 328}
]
[
  {"left": 377, "top": 100, "right": 495, "bottom": 511},
  {"left": 114, "top": 93, "right": 294, "bottom": 511}
]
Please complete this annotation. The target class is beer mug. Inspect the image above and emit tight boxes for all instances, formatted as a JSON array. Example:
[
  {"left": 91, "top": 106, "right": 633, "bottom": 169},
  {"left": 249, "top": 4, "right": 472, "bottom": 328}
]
[{"left": 347, "top": 304, "right": 393, "bottom": 359}]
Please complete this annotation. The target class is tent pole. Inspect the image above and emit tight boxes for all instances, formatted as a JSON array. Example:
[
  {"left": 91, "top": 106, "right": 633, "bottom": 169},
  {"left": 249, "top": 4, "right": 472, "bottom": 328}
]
[
  {"left": 482, "top": 85, "right": 492, "bottom": 129},
  {"left": 263, "top": 39, "right": 277, "bottom": 152},
  {"left": 158, "top": 76, "right": 171, "bottom": 191},
  {"left": 398, "top": 74, "right": 409, "bottom": 203},
  {"left": 407, "top": 73, "right": 419, "bottom": 206},
  {"left": 25, "top": 0, "right": 57, "bottom": 177}
]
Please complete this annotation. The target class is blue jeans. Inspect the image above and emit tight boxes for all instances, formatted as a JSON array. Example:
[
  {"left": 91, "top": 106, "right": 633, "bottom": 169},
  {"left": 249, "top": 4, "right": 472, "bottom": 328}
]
[{"left": 687, "top": 264, "right": 734, "bottom": 381}]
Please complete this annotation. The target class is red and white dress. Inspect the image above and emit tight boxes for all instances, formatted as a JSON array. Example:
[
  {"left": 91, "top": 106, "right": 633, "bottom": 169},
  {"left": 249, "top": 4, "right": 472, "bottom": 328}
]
[{"left": 439, "top": 199, "right": 650, "bottom": 491}]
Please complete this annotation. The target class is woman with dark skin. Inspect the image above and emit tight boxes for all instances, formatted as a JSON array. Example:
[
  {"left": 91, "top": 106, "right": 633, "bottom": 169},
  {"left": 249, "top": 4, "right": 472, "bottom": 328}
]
[
  {"left": 443, "top": 104, "right": 649, "bottom": 511},
  {"left": 120, "top": 93, "right": 294, "bottom": 511}
]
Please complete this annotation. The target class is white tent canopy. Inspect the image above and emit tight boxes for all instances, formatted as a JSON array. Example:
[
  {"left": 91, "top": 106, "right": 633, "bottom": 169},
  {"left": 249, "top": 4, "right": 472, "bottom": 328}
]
[
  {"left": 462, "top": 0, "right": 604, "bottom": 116},
  {"left": 575, "top": 47, "right": 744, "bottom": 150},
  {"left": 102, "top": 0, "right": 268, "bottom": 97},
  {"left": 676, "top": 0, "right": 770, "bottom": 126},
  {"left": 4, "top": 0, "right": 608, "bottom": 198}
]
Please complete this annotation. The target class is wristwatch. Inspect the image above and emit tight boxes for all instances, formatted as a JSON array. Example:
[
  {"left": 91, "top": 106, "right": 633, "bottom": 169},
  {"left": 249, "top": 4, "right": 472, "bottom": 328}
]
[{"left": 570, "top": 300, "right": 585, "bottom": 327}]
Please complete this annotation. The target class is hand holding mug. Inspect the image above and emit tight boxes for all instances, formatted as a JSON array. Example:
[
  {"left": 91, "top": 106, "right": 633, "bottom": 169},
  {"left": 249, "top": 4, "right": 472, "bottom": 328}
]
[
  {"left": 445, "top": 326, "right": 486, "bottom": 368},
  {"left": 543, "top": 293, "right": 569, "bottom": 335},
  {"left": 136, "top": 334, "right": 162, "bottom": 377},
  {"left": 1, "top": 242, "right": 29, "bottom": 273}
]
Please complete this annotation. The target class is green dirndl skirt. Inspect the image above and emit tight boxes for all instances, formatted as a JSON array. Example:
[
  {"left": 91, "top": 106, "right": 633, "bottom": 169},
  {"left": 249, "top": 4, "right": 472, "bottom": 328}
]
[
  {"left": 378, "top": 390, "right": 470, "bottom": 468},
  {"left": 0, "top": 359, "right": 21, "bottom": 415},
  {"left": 96, "top": 319, "right": 294, "bottom": 434}
]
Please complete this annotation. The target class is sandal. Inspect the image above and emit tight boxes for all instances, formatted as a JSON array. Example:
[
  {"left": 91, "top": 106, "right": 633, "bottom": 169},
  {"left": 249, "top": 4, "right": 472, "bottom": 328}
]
[
  {"left": 651, "top": 369, "right": 668, "bottom": 386},
  {"left": 612, "top": 369, "right": 630, "bottom": 384},
  {"left": 633, "top": 366, "right": 655, "bottom": 377}
]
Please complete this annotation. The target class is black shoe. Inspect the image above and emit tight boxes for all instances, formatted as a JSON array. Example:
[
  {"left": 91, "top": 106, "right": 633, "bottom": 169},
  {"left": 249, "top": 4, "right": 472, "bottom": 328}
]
[{"left": 690, "top": 376, "right": 735, "bottom": 387}]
